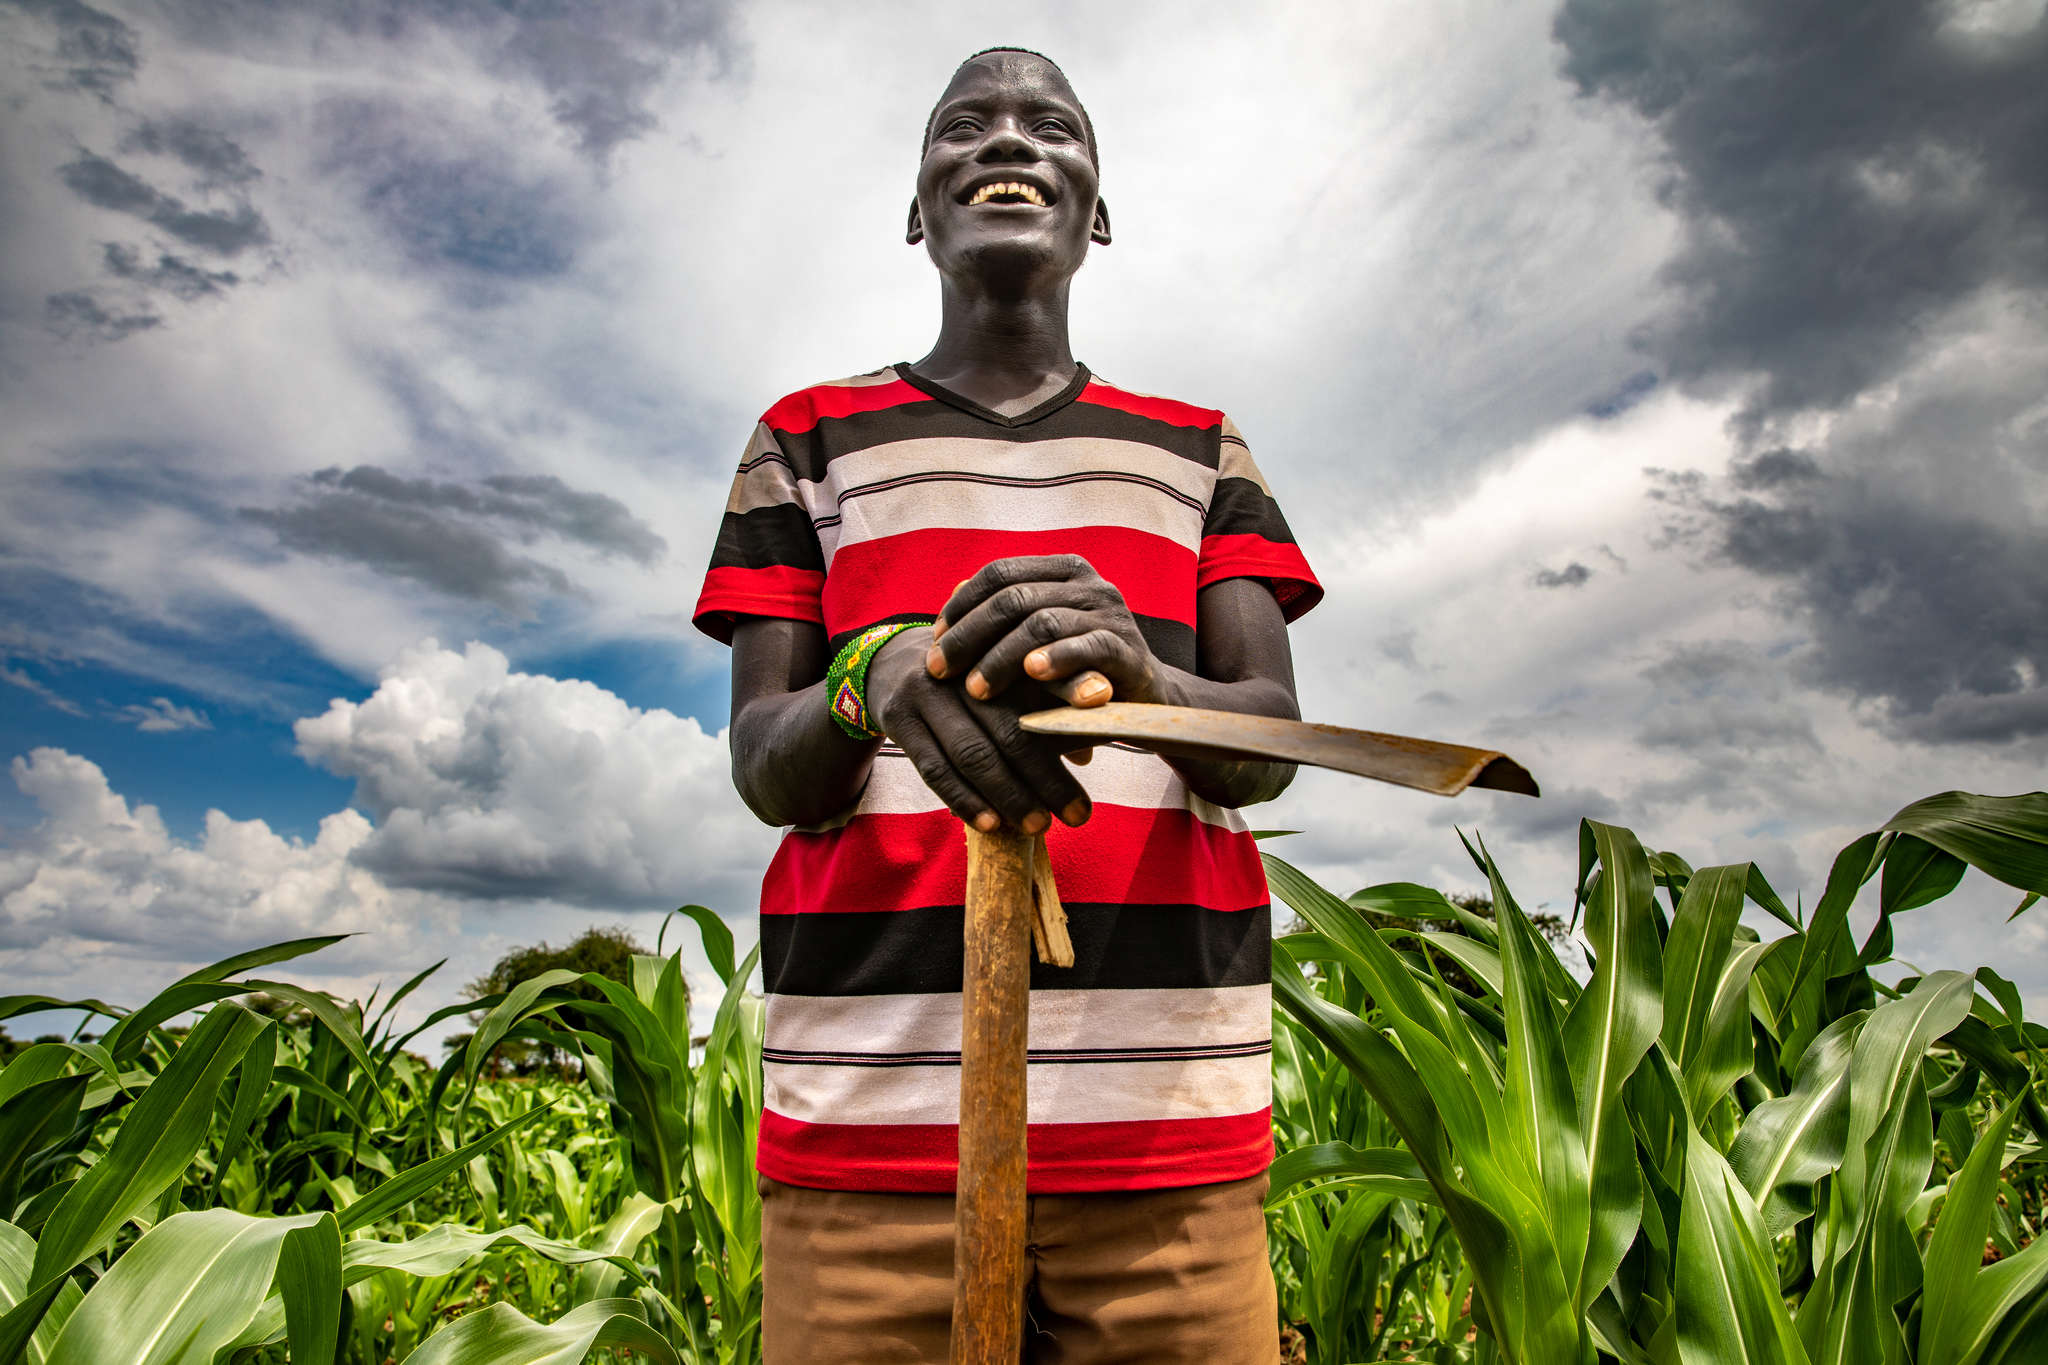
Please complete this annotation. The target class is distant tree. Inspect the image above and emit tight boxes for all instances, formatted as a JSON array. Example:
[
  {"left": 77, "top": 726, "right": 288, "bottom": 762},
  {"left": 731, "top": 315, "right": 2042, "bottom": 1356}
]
[
  {"left": 244, "top": 992, "right": 315, "bottom": 1027},
  {"left": 446, "top": 924, "right": 647, "bottom": 1079},
  {"left": 3, "top": 1029, "right": 98, "bottom": 1062}
]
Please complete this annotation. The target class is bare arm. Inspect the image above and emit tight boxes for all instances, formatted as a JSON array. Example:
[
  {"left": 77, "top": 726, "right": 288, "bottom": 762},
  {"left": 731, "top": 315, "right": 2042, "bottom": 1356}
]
[{"left": 728, "top": 616, "right": 878, "bottom": 828}]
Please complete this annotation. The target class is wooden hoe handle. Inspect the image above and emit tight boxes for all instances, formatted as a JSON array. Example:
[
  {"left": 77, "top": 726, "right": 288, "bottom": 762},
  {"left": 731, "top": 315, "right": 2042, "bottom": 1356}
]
[
  {"left": 951, "top": 671, "right": 1095, "bottom": 1359},
  {"left": 953, "top": 826, "right": 1034, "bottom": 1362}
]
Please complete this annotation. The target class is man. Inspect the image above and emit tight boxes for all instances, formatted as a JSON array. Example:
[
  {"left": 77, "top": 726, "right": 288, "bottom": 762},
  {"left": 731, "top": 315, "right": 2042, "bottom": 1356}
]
[{"left": 694, "top": 47, "right": 1320, "bottom": 1362}]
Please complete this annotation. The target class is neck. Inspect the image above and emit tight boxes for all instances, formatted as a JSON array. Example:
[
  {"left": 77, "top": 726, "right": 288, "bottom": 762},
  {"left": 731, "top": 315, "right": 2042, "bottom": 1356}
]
[{"left": 914, "top": 275, "right": 1077, "bottom": 398}]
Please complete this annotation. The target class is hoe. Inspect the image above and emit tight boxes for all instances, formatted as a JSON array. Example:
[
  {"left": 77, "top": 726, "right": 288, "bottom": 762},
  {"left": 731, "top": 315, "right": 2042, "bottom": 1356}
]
[{"left": 949, "top": 671, "right": 1539, "bottom": 1362}]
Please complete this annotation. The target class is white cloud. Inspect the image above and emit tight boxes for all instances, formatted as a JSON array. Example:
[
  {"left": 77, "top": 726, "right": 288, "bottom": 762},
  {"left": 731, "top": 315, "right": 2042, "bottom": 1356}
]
[
  {"left": 2, "top": 663, "right": 86, "bottom": 717},
  {"left": 0, "top": 745, "right": 435, "bottom": 962},
  {"left": 292, "top": 639, "right": 778, "bottom": 914},
  {"left": 114, "top": 696, "right": 211, "bottom": 731},
  {"left": 2, "top": 645, "right": 772, "bottom": 1042}
]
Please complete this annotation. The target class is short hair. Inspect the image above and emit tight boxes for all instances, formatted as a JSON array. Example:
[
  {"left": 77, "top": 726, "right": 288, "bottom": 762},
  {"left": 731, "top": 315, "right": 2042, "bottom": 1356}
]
[{"left": 921, "top": 47, "right": 1099, "bottom": 170}]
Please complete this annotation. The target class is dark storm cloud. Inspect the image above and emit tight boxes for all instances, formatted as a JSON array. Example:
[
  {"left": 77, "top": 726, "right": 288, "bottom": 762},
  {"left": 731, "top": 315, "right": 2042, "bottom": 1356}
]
[
  {"left": 1557, "top": 0, "right": 2048, "bottom": 742},
  {"left": 1486, "top": 784, "right": 1621, "bottom": 842},
  {"left": 155, "top": 0, "right": 734, "bottom": 161},
  {"left": 1531, "top": 562, "right": 1593, "bottom": 590},
  {"left": 57, "top": 149, "right": 270, "bottom": 254},
  {"left": 122, "top": 118, "right": 261, "bottom": 189},
  {"left": 3, "top": 0, "right": 140, "bottom": 99},
  {"left": 102, "top": 243, "right": 239, "bottom": 299},
  {"left": 240, "top": 465, "right": 666, "bottom": 610},
  {"left": 362, "top": 155, "right": 579, "bottom": 278},
  {"left": 1649, "top": 383, "right": 2048, "bottom": 741},
  {"left": 44, "top": 289, "right": 159, "bottom": 341},
  {"left": 314, "top": 100, "right": 586, "bottom": 279},
  {"left": 1587, "top": 370, "right": 1658, "bottom": 419},
  {"left": 1555, "top": 0, "right": 2048, "bottom": 417},
  {"left": 1729, "top": 448, "right": 1823, "bottom": 492},
  {"left": 309, "top": 466, "right": 666, "bottom": 564}
]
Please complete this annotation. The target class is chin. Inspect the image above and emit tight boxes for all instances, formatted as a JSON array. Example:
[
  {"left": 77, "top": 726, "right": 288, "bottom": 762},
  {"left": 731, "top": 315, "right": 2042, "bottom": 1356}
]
[{"left": 942, "top": 232, "right": 1088, "bottom": 287}]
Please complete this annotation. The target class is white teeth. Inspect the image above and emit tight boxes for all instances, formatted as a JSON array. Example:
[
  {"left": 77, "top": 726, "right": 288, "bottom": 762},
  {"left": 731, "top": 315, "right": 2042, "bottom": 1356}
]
[{"left": 968, "top": 181, "right": 1047, "bottom": 206}]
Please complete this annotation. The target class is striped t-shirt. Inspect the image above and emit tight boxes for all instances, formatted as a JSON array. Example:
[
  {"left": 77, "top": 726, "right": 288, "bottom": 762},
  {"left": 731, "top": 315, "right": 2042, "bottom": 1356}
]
[{"left": 693, "top": 362, "right": 1321, "bottom": 1194}]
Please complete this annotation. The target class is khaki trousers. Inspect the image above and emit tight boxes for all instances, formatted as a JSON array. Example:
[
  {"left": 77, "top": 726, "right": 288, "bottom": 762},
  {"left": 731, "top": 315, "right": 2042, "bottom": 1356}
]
[{"left": 759, "top": 1174, "right": 1278, "bottom": 1364}]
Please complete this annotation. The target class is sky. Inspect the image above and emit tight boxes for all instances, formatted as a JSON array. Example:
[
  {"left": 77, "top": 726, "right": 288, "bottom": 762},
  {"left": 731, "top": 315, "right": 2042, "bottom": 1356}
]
[{"left": 3, "top": 0, "right": 2045, "bottom": 1046}]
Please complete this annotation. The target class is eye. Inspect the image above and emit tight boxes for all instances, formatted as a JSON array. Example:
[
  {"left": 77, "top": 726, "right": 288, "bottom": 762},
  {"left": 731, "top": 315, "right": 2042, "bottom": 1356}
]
[
  {"left": 940, "top": 116, "right": 981, "bottom": 138},
  {"left": 1035, "top": 119, "right": 1075, "bottom": 140}
]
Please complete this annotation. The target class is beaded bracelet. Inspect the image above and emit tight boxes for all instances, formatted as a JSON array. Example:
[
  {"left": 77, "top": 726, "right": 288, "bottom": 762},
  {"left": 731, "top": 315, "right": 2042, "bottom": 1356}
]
[{"left": 825, "top": 620, "right": 932, "bottom": 740}]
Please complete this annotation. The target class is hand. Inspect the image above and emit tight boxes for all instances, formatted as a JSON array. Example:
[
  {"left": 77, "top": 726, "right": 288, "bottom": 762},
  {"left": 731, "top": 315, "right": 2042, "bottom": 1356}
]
[
  {"left": 925, "top": 555, "right": 1163, "bottom": 704},
  {"left": 864, "top": 627, "right": 1093, "bottom": 833}
]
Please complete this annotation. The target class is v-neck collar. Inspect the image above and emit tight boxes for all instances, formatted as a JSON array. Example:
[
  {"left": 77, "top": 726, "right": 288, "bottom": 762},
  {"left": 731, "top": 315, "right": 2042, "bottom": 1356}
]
[{"left": 894, "top": 361, "right": 1091, "bottom": 428}]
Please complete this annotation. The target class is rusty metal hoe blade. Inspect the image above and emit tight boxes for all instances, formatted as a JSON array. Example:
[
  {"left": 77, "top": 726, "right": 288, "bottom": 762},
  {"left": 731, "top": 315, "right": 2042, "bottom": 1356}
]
[{"left": 1018, "top": 702, "right": 1539, "bottom": 798}]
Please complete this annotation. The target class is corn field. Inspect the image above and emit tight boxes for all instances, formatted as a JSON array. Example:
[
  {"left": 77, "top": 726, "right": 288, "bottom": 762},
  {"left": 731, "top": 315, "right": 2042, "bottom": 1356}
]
[{"left": 0, "top": 789, "right": 2042, "bottom": 1363}]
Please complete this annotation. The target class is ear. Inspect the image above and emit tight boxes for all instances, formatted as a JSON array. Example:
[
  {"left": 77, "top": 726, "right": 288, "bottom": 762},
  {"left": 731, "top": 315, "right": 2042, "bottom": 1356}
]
[
  {"left": 1090, "top": 195, "right": 1112, "bottom": 247},
  {"left": 906, "top": 197, "right": 925, "bottom": 246}
]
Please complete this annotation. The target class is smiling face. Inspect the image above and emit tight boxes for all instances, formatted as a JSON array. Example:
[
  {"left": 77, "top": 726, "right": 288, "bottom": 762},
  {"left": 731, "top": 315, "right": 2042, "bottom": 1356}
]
[{"left": 908, "top": 52, "right": 1110, "bottom": 293}]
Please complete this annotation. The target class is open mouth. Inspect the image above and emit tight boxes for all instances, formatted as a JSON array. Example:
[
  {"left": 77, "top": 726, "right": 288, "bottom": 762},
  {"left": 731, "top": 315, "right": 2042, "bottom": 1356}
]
[{"left": 967, "top": 181, "right": 1050, "bottom": 207}]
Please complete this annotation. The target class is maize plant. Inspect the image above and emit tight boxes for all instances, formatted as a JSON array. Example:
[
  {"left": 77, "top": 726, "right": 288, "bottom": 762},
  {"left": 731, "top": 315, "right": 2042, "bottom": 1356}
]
[
  {"left": 1265, "top": 789, "right": 2048, "bottom": 1364},
  {"left": 0, "top": 908, "right": 762, "bottom": 1365},
  {"left": 2, "top": 794, "right": 2043, "bottom": 1363}
]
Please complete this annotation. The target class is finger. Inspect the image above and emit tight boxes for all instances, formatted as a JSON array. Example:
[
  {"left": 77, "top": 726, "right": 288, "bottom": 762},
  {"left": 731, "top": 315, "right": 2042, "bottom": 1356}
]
[
  {"left": 1010, "top": 628, "right": 1142, "bottom": 697},
  {"left": 891, "top": 713, "right": 1000, "bottom": 832},
  {"left": 935, "top": 555, "right": 1091, "bottom": 637},
  {"left": 1065, "top": 745, "right": 1094, "bottom": 766},
  {"left": 932, "top": 701, "right": 1052, "bottom": 831},
  {"left": 1048, "top": 671, "right": 1112, "bottom": 708},
  {"left": 932, "top": 584, "right": 1096, "bottom": 684},
  {"left": 929, "top": 581, "right": 971, "bottom": 641},
  {"left": 959, "top": 604, "right": 1103, "bottom": 698},
  {"left": 971, "top": 697, "right": 1091, "bottom": 828}
]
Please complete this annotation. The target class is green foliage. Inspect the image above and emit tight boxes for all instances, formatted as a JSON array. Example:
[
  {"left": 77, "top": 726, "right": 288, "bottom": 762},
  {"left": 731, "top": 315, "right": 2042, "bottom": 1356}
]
[
  {"left": 0, "top": 909, "right": 760, "bottom": 1364},
  {"left": 2, "top": 792, "right": 2043, "bottom": 1363},
  {"left": 448, "top": 926, "right": 650, "bottom": 1078},
  {"left": 1266, "top": 789, "right": 2048, "bottom": 1364}
]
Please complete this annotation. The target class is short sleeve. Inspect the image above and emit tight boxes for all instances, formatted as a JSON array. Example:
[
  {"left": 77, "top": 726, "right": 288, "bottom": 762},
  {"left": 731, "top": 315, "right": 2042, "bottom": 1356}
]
[
  {"left": 691, "top": 421, "right": 827, "bottom": 645},
  {"left": 1197, "top": 416, "right": 1323, "bottom": 622}
]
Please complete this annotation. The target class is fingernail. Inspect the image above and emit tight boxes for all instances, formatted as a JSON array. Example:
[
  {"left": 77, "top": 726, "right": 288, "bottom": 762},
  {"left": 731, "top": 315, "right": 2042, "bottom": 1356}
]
[
  {"left": 974, "top": 811, "right": 1000, "bottom": 833},
  {"left": 925, "top": 645, "right": 947, "bottom": 677},
  {"left": 1025, "top": 650, "right": 1051, "bottom": 678},
  {"left": 932, "top": 618, "right": 948, "bottom": 639},
  {"left": 1022, "top": 810, "right": 1049, "bottom": 835},
  {"left": 966, "top": 671, "right": 988, "bottom": 699},
  {"left": 1062, "top": 798, "right": 1090, "bottom": 826},
  {"left": 1074, "top": 675, "right": 1111, "bottom": 705}
]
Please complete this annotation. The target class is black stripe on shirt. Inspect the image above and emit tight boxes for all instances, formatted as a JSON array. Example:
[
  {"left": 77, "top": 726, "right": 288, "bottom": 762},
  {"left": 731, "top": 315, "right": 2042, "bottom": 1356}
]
[
  {"left": 771, "top": 401, "right": 1221, "bottom": 485},
  {"left": 1203, "top": 476, "right": 1299, "bottom": 546},
  {"left": 824, "top": 613, "right": 1193, "bottom": 672},
  {"left": 761, "top": 902, "right": 1271, "bottom": 997},
  {"left": 712, "top": 503, "right": 825, "bottom": 571}
]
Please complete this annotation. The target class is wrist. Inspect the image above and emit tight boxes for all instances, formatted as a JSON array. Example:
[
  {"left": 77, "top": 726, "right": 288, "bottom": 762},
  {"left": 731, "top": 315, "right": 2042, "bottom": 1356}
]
[
  {"left": 855, "top": 627, "right": 933, "bottom": 734},
  {"left": 826, "top": 621, "right": 932, "bottom": 740}
]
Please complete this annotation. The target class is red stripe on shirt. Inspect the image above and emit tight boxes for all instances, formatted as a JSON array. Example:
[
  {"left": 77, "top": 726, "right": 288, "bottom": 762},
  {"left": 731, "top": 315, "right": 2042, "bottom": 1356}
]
[
  {"left": 762, "top": 379, "right": 930, "bottom": 435},
  {"left": 1076, "top": 380, "right": 1221, "bottom": 430},
  {"left": 757, "top": 1108, "right": 1273, "bottom": 1194},
  {"left": 693, "top": 565, "right": 826, "bottom": 642},
  {"left": 761, "top": 806, "right": 1268, "bottom": 917},
  {"left": 824, "top": 526, "right": 1198, "bottom": 634},
  {"left": 1196, "top": 534, "right": 1324, "bottom": 622}
]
